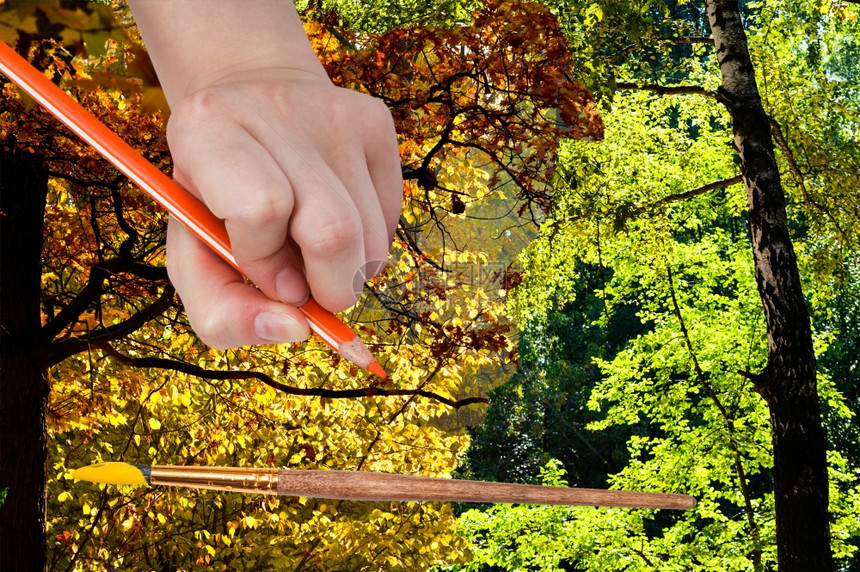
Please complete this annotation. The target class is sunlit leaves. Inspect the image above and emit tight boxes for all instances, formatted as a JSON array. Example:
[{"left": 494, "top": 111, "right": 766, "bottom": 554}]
[
  {"left": 462, "top": 7, "right": 860, "bottom": 564},
  {"left": 48, "top": 336, "right": 475, "bottom": 569},
  {"left": 308, "top": 0, "right": 602, "bottom": 224},
  {"left": 299, "top": 0, "right": 482, "bottom": 33},
  {"left": 0, "top": 1, "right": 121, "bottom": 57},
  {"left": 11, "top": 1, "right": 609, "bottom": 569}
]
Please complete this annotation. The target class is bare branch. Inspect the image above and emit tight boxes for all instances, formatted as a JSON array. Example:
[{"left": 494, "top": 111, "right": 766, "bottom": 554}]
[
  {"left": 615, "top": 82, "right": 717, "bottom": 98},
  {"left": 667, "top": 36, "right": 715, "bottom": 45},
  {"left": 554, "top": 175, "right": 743, "bottom": 231},
  {"left": 48, "top": 285, "right": 175, "bottom": 365},
  {"left": 769, "top": 117, "right": 847, "bottom": 237},
  {"left": 609, "top": 36, "right": 714, "bottom": 61},
  {"left": 41, "top": 259, "right": 168, "bottom": 344},
  {"left": 97, "top": 344, "right": 488, "bottom": 410},
  {"left": 649, "top": 174, "right": 744, "bottom": 210},
  {"left": 41, "top": 265, "right": 112, "bottom": 343}
]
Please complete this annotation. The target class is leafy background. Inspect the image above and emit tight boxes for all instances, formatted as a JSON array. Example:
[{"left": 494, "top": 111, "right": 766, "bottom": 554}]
[{"left": 1, "top": 0, "right": 858, "bottom": 569}]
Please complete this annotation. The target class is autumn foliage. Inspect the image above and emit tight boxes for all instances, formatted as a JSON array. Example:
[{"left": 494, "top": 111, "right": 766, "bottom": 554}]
[{"left": 0, "top": 1, "right": 601, "bottom": 569}]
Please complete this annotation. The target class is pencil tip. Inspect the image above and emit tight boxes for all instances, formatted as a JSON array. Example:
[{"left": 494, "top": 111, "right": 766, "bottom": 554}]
[
  {"left": 368, "top": 361, "right": 387, "bottom": 379},
  {"left": 338, "top": 336, "right": 386, "bottom": 378}
]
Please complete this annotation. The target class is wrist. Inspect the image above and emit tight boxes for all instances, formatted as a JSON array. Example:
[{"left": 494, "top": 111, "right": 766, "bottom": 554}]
[
  {"left": 178, "top": 59, "right": 332, "bottom": 103},
  {"left": 129, "top": 0, "right": 330, "bottom": 106}
]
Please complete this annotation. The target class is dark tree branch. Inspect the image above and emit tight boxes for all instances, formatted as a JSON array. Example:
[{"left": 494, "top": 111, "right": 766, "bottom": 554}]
[
  {"left": 769, "top": 117, "right": 847, "bottom": 237},
  {"left": 48, "top": 284, "right": 175, "bottom": 365},
  {"left": 40, "top": 259, "right": 168, "bottom": 344},
  {"left": 555, "top": 175, "right": 744, "bottom": 230},
  {"left": 110, "top": 185, "right": 140, "bottom": 258},
  {"left": 615, "top": 82, "right": 717, "bottom": 98},
  {"left": 97, "top": 344, "right": 488, "bottom": 410},
  {"left": 737, "top": 369, "right": 762, "bottom": 384},
  {"left": 41, "top": 265, "right": 111, "bottom": 343},
  {"left": 364, "top": 284, "right": 424, "bottom": 326},
  {"left": 43, "top": 168, "right": 123, "bottom": 191},
  {"left": 666, "top": 36, "right": 715, "bottom": 45},
  {"left": 395, "top": 223, "right": 447, "bottom": 271},
  {"left": 610, "top": 36, "right": 714, "bottom": 61},
  {"left": 648, "top": 174, "right": 743, "bottom": 210}
]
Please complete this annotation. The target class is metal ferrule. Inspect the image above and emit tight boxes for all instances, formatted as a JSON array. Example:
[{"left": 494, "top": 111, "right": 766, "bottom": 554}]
[{"left": 149, "top": 466, "right": 280, "bottom": 495}]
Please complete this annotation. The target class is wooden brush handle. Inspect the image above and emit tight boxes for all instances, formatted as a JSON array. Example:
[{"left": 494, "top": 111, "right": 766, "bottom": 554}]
[{"left": 278, "top": 470, "right": 695, "bottom": 510}]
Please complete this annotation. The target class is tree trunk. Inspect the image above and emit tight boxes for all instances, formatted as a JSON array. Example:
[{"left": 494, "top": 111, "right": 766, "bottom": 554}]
[
  {"left": 0, "top": 146, "right": 50, "bottom": 570},
  {"left": 704, "top": 1, "right": 833, "bottom": 570}
]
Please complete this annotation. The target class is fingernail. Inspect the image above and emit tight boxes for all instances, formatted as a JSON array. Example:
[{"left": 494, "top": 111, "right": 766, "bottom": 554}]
[
  {"left": 255, "top": 311, "right": 305, "bottom": 342},
  {"left": 275, "top": 266, "right": 309, "bottom": 306}
]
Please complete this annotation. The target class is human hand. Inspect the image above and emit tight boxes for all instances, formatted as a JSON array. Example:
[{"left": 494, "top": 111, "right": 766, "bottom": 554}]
[{"left": 164, "top": 69, "right": 403, "bottom": 349}]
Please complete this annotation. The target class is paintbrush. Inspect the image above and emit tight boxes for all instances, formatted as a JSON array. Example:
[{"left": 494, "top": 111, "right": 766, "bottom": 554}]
[
  {"left": 73, "top": 462, "right": 696, "bottom": 510},
  {"left": 0, "top": 39, "right": 385, "bottom": 379}
]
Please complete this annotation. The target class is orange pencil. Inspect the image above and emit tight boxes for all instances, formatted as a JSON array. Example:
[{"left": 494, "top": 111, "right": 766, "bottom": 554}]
[{"left": 0, "top": 40, "right": 385, "bottom": 378}]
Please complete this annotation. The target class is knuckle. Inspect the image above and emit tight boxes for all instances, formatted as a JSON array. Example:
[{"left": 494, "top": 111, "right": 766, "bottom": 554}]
[
  {"left": 184, "top": 288, "right": 255, "bottom": 350},
  {"left": 166, "top": 268, "right": 235, "bottom": 349},
  {"left": 304, "top": 215, "right": 362, "bottom": 258},
  {"left": 174, "top": 88, "right": 225, "bottom": 120},
  {"left": 167, "top": 95, "right": 214, "bottom": 138},
  {"left": 363, "top": 97, "right": 396, "bottom": 130},
  {"left": 176, "top": 296, "right": 228, "bottom": 349},
  {"left": 230, "top": 193, "right": 293, "bottom": 230}
]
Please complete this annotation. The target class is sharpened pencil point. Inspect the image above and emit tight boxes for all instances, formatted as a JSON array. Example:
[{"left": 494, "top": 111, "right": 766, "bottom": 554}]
[
  {"left": 368, "top": 361, "right": 387, "bottom": 379},
  {"left": 337, "top": 336, "right": 385, "bottom": 377}
]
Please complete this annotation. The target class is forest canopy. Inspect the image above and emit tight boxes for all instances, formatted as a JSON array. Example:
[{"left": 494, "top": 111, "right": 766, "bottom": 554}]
[{"left": 0, "top": 0, "right": 858, "bottom": 570}]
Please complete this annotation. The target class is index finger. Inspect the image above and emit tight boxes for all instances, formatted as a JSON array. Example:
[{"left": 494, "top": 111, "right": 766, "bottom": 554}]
[{"left": 170, "top": 118, "right": 310, "bottom": 305}]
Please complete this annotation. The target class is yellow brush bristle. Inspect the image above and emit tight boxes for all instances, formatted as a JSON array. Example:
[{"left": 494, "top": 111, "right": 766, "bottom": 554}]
[{"left": 72, "top": 462, "right": 148, "bottom": 486}]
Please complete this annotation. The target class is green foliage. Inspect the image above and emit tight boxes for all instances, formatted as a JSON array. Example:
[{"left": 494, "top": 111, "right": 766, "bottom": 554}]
[
  {"left": 444, "top": 459, "right": 770, "bottom": 572},
  {"left": 535, "top": 0, "right": 715, "bottom": 99},
  {"left": 816, "top": 261, "right": 860, "bottom": 468},
  {"left": 463, "top": 90, "right": 781, "bottom": 570},
  {"left": 441, "top": 461, "right": 594, "bottom": 572},
  {"left": 744, "top": 0, "right": 860, "bottom": 285},
  {"left": 298, "top": 0, "right": 482, "bottom": 32},
  {"left": 456, "top": 0, "right": 860, "bottom": 565},
  {"left": 459, "top": 261, "right": 640, "bottom": 489}
]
